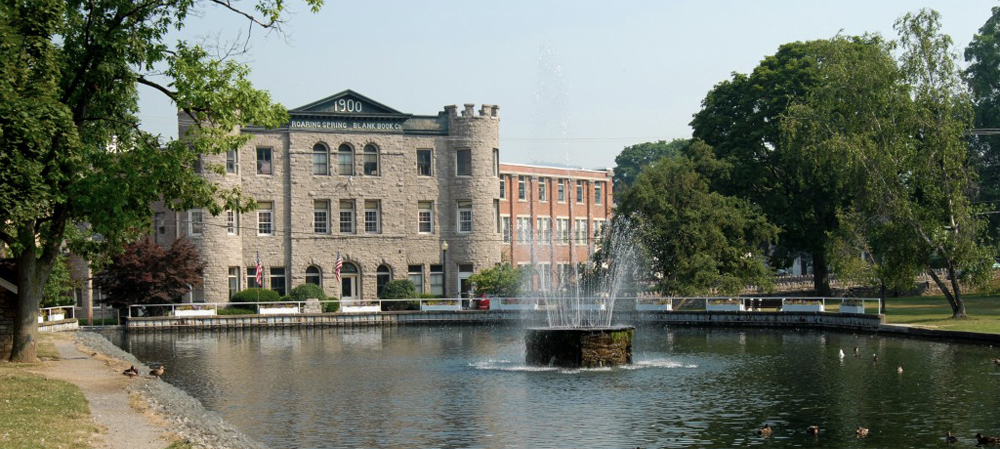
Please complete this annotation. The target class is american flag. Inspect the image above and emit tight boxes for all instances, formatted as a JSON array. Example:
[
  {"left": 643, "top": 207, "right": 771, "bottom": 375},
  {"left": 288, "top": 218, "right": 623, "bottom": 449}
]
[
  {"left": 255, "top": 252, "right": 262, "bottom": 287},
  {"left": 334, "top": 250, "right": 343, "bottom": 283}
]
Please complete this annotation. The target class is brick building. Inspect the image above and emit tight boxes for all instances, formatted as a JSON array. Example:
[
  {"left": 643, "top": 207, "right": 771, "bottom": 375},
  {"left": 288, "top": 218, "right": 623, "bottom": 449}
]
[{"left": 150, "top": 90, "right": 613, "bottom": 302}]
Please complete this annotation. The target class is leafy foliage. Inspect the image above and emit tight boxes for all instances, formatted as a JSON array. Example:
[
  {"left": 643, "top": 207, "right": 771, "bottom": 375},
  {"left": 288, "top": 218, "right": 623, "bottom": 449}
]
[
  {"left": 379, "top": 280, "right": 417, "bottom": 299},
  {"left": 288, "top": 283, "right": 326, "bottom": 301},
  {"left": 613, "top": 139, "right": 689, "bottom": 194},
  {"left": 964, "top": 6, "right": 1000, "bottom": 239},
  {"left": 230, "top": 288, "right": 281, "bottom": 304},
  {"left": 41, "top": 255, "right": 76, "bottom": 308},
  {"left": 469, "top": 263, "right": 524, "bottom": 297},
  {"left": 95, "top": 236, "right": 204, "bottom": 309},
  {"left": 617, "top": 141, "right": 778, "bottom": 295}
]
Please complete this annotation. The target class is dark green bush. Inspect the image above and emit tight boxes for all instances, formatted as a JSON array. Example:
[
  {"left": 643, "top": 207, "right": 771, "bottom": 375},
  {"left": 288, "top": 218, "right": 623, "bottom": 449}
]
[
  {"left": 230, "top": 288, "right": 281, "bottom": 303},
  {"left": 379, "top": 280, "right": 417, "bottom": 299},
  {"left": 322, "top": 300, "right": 340, "bottom": 313},
  {"left": 289, "top": 283, "right": 327, "bottom": 302},
  {"left": 381, "top": 300, "right": 420, "bottom": 311},
  {"left": 218, "top": 307, "right": 256, "bottom": 316}
]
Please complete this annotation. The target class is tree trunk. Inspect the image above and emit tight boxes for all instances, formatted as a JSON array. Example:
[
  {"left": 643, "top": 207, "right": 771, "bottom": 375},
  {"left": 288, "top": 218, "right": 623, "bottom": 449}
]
[
  {"left": 812, "top": 252, "right": 832, "bottom": 297},
  {"left": 926, "top": 267, "right": 966, "bottom": 318},
  {"left": 10, "top": 251, "right": 52, "bottom": 362}
]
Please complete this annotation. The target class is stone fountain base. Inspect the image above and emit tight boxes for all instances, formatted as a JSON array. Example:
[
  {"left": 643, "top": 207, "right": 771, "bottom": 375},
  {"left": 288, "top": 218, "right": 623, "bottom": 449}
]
[{"left": 525, "top": 326, "right": 634, "bottom": 368}]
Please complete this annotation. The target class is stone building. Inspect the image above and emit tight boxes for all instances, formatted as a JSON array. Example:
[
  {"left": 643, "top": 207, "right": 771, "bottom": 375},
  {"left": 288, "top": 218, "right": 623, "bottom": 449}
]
[{"left": 152, "top": 90, "right": 614, "bottom": 302}]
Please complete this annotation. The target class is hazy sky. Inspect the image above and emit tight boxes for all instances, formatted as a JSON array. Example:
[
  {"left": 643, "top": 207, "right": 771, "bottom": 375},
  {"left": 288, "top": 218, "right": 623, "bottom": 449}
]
[{"left": 138, "top": 1, "right": 999, "bottom": 170}]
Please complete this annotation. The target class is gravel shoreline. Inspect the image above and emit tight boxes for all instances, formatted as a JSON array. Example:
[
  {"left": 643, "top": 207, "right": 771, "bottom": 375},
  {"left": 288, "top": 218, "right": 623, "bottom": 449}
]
[{"left": 75, "top": 331, "right": 268, "bottom": 449}]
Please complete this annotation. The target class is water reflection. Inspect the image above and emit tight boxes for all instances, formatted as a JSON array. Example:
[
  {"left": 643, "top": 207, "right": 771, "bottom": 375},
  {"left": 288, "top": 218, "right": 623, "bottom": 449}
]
[{"left": 118, "top": 325, "right": 1000, "bottom": 448}]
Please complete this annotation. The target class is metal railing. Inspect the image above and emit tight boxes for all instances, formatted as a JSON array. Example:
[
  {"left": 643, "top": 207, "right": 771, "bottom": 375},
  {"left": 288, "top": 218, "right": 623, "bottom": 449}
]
[{"left": 38, "top": 305, "right": 75, "bottom": 322}]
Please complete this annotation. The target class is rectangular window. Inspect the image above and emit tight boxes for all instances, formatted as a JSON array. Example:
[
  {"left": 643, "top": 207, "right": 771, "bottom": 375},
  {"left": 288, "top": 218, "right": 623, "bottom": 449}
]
[
  {"left": 557, "top": 263, "right": 571, "bottom": 289},
  {"left": 518, "top": 176, "right": 526, "bottom": 200},
  {"left": 537, "top": 217, "right": 552, "bottom": 243},
  {"left": 226, "top": 210, "right": 238, "bottom": 235},
  {"left": 595, "top": 182, "right": 603, "bottom": 205},
  {"left": 408, "top": 265, "right": 424, "bottom": 294},
  {"left": 557, "top": 218, "right": 569, "bottom": 245},
  {"left": 576, "top": 180, "right": 585, "bottom": 204},
  {"left": 502, "top": 216, "right": 511, "bottom": 243},
  {"left": 188, "top": 209, "right": 203, "bottom": 236},
  {"left": 456, "top": 149, "right": 472, "bottom": 176},
  {"left": 417, "top": 149, "right": 432, "bottom": 176},
  {"left": 314, "top": 200, "right": 329, "bottom": 234},
  {"left": 493, "top": 148, "right": 499, "bottom": 177},
  {"left": 494, "top": 200, "right": 501, "bottom": 234},
  {"left": 226, "top": 150, "right": 238, "bottom": 174},
  {"left": 499, "top": 176, "right": 506, "bottom": 199},
  {"left": 575, "top": 218, "right": 589, "bottom": 244},
  {"left": 594, "top": 219, "right": 606, "bottom": 239},
  {"left": 258, "top": 201, "right": 273, "bottom": 235},
  {"left": 517, "top": 217, "right": 532, "bottom": 243},
  {"left": 558, "top": 179, "right": 566, "bottom": 202},
  {"left": 247, "top": 267, "right": 260, "bottom": 288},
  {"left": 339, "top": 200, "right": 355, "bottom": 234},
  {"left": 313, "top": 146, "right": 329, "bottom": 175},
  {"left": 257, "top": 147, "right": 272, "bottom": 175},
  {"left": 538, "top": 178, "right": 547, "bottom": 202},
  {"left": 430, "top": 265, "right": 444, "bottom": 297},
  {"left": 270, "top": 267, "right": 286, "bottom": 296},
  {"left": 418, "top": 201, "right": 434, "bottom": 233},
  {"left": 457, "top": 200, "right": 473, "bottom": 233},
  {"left": 364, "top": 200, "right": 381, "bottom": 234},
  {"left": 154, "top": 212, "right": 166, "bottom": 241},
  {"left": 538, "top": 263, "right": 552, "bottom": 292},
  {"left": 363, "top": 148, "right": 378, "bottom": 175},
  {"left": 228, "top": 267, "right": 239, "bottom": 299}
]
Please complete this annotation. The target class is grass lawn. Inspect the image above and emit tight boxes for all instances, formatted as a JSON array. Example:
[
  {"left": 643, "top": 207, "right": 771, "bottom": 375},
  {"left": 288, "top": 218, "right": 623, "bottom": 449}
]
[
  {"left": 882, "top": 293, "right": 1000, "bottom": 334},
  {"left": 0, "top": 334, "right": 99, "bottom": 449}
]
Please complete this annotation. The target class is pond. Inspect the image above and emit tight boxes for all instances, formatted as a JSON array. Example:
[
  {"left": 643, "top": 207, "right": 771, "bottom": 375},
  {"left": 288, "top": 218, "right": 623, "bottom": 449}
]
[{"left": 116, "top": 325, "right": 1000, "bottom": 448}]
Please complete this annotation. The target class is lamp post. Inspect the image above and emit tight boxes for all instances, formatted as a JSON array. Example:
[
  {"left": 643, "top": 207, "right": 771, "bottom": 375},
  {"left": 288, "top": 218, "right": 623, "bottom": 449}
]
[{"left": 441, "top": 241, "right": 449, "bottom": 299}]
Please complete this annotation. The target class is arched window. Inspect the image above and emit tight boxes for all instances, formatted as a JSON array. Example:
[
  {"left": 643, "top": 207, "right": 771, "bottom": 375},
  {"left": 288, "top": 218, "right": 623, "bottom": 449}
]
[
  {"left": 338, "top": 143, "right": 354, "bottom": 175},
  {"left": 305, "top": 266, "right": 322, "bottom": 286},
  {"left": 340, "top": 262, "right": 359, "bottom": 299},
  {"left": 363, "top": 144, "right": 379, "bottom": 176},
  {"left": 313, "top": 143, "right": 329, "bottom": 175},
  {"left": 376, "top": 265, "right": 391, "bottom": 297}
]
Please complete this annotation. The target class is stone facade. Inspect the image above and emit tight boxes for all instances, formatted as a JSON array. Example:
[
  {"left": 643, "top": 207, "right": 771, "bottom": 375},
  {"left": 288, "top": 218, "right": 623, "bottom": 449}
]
[
  {"left": 0, "top": 287, "right": 13, "bottom": 360},
  {"left": 154, "top": 91, "right": 505, "bottom": 301}
]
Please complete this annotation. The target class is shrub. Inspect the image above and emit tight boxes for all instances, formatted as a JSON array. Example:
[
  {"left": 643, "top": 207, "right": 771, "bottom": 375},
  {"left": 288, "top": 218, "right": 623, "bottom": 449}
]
[
  {"left": 230, "top": 288, "right": 281, "bottom": 304},
  {"left": 289, "top": 283, "right": 327, "bottom": 302},
  {"left": 218, "top": 307, "right": 256, "bottom": 316},
  {"left": 322, "top": 300, "right": 340, "bottom": 313},
  {"left": 379, "top": 280, "right": 417, "bottom": 299}
]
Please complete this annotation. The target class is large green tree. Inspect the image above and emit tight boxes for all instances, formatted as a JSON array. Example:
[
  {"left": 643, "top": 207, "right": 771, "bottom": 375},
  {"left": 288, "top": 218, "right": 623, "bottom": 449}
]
[
  {"left": 690, "top": 40, "right": 863, "bottom": 295},
  {"left": 964, "top": 6, "right": 1000, "bottom": 238},
  {"left": 618, "top": 140, "right": 778, "bottom": 295},
  {"left": 0, "top": 0, "right": 320, "bottom": 361},
  {"left": 612, "top": 139, "right": 689, "bottom": 194}
]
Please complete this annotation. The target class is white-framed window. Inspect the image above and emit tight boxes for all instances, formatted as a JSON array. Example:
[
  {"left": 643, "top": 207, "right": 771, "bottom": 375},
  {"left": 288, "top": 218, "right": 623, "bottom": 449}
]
[
  {"left": 556, "top": 218, "right": 569, "bottom": 245},
  {"left": 595, "top": 182, "right": 603, "bottom": 205},
  {"left": 306, "top": 266, "right": 322, "bottom": 286},
  {"left": 499, "top": 175, "right": 506, "bottom": 200},
  {"left": 537, "top": 263, "right": 552, "bottom": 292},
  {"left": 228, "top": 267, "right": 240, "bottom": 299},
  {"left": 516, "top": 216, "right": 532, "bottom": 244},
  {"left": 314, "top": 200, "right": 329, "bottom": 234},
  {"left": 518, "top": 176, "right": 526, "bottom": 200},
  {"left": 364, "top": 200, "right": 381, "bottom": 233},
  {"left": 363, "top": 143, "right": 379, "bottom": 175},
  {"left": 430, "top": 265, "right": 444, "bottom": 296},
  {"left": 154, "top": 211, "right": 166, "bottom": 237},
  {"left": 418, "top": 201, "right": 434, "bottom": 233},
  {"left": 270, "top": 267, "right": 286, "bottom": 296},
  {"left": 409, "top": 265, "right": 424, "bottom": 294},
  {"left": 558, "top": 179, "right": 566, "bottom": 202},
  {"left": 226, "top": 149, "right": 238, "bottom": 174},
  {"left": 557, "top": 263, "right": 571, "bottom": 290},
  {"left": 258, "top": 201, "right": 273, "bottom": 235},
  {"left": 257, "top": 147, "right": 272, "bottom": 175},
  {"left": 575, "top": 218, "right": 588, "bottom": 244},
  {"left": 457, "top": 200, "right": 473, "bottom": 233},
  {"left": 538, "top": 178, "right": 547, "bottom": 202},
  {"left": 226, "top": 210, "right": 239, "bottom": 235},
  {"left": 247, "top": 267, "right": 261, "bottom": 288},
  {"left": 501, "top": 216, "right": 511, "bottom": 243},
  {"left": 576, "top": 180, "right": 585, "bottom": 204},
  {"left": 493, "top": 148, "right": 499, "bottom": 177},
  {"left": 594, "top": 219, "right": 607, "bottom": 239},
  {"left": 313, "top": 143, "right": 329, "bottom": 175},
  {"left": 456, "top": 149, "right": 472, "bottom": 176},
  {"left": 339, "top": 200, "right": 355, "bottom": 233},
  {"left": 188, "top": 209, "right": 203, "bottom": 236},
  {"left": 537, "top": 217, "right": 552, "bottom": 243},
  {"left": 417, "top": 149, "right": 432, "bottom": 176},
  {"left": 338, "top": 143, "right": 354, "bottom": 175}
]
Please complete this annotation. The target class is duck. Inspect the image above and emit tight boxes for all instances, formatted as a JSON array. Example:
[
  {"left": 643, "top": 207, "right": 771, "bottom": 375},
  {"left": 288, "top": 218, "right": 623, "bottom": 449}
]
[
  {"left": 757, "top": 424, "right": 773, "bottom": 437},
  {"left": 945, "top": 431, "right": 958, "bottom": 443},
  {"left": 856, "top": 426, "right": 869, "bottom": 438},
  {"left": 149, "top": 365, "right": 165, "bottom": 378},
  {"left": 122, "top": 365, "right": 139, "bottom": 378},
  {"left": 839, "top": 349, "right": 845, "bottom": 359},
  {"left": 976, "top": 433, "right": 1000, "bottom": 445},
  {"left": 897, "top": 365, "right": 903, "bottom": 374},
  {"left": 872, "top": 354, "right": 879, "bottom": 363},
  {"left": 853, "top": 346, "right": 860, "bottom": 357},
  {"left": 992, "top": 358, "right": 1000, "bottom": 366},
  {"left": 806, "top": 425, "right": 820, "bottom": 435}
]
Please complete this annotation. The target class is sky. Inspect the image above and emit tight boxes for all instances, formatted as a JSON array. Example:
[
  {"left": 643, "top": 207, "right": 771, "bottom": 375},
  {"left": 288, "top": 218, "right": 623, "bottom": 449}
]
[{"left": 137, "top": 1, "right": 1000, "bottom": 170}]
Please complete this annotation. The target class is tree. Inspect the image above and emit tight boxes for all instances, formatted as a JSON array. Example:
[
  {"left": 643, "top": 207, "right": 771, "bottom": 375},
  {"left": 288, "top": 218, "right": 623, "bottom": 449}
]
[
  {"left": 612, "top": 139, "right": 689, "bottom": 194},
  {"left": 469, "top": 263, "right": 524, "bottom": 298},
  {"left": 691, "top": 40, "right": 861, "bottom": 296},
  {"left": 41, "top": 254, "right": 77, "bottom": 308},
  {"left": 964, "top": 6, "right": 1000, "bottom": 239},
  {"left": 617, "top": 141, "right": 778, "bottom": 295},
  {"left": 95, "top": 236, "right": 204, "bottom": 309},
  {"left": 0, "top": 0, "right": 320, "bottom": 361}
]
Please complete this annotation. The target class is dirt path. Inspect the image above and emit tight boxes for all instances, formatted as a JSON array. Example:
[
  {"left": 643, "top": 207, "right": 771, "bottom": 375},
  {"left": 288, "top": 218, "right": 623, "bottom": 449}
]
[{"left": 33, "top": 336, "right": 175, "bottom": 449}]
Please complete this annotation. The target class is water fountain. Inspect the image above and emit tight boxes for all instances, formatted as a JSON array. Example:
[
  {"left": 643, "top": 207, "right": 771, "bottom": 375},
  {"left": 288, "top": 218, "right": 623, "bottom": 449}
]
[{"left": 524, "top": 218, "right": 641, "bottom": 367}]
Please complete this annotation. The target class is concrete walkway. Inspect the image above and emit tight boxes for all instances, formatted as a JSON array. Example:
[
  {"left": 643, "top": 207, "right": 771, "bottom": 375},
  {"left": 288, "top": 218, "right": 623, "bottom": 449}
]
[{"left": 33, "top": 336, "right": 174, "bottom": 449}]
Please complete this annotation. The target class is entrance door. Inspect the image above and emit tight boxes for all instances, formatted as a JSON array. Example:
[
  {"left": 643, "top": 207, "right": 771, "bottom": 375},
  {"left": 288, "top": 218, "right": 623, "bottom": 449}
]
[{"left": 340, "top": 262, "right": 359, "bottom": 300}]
